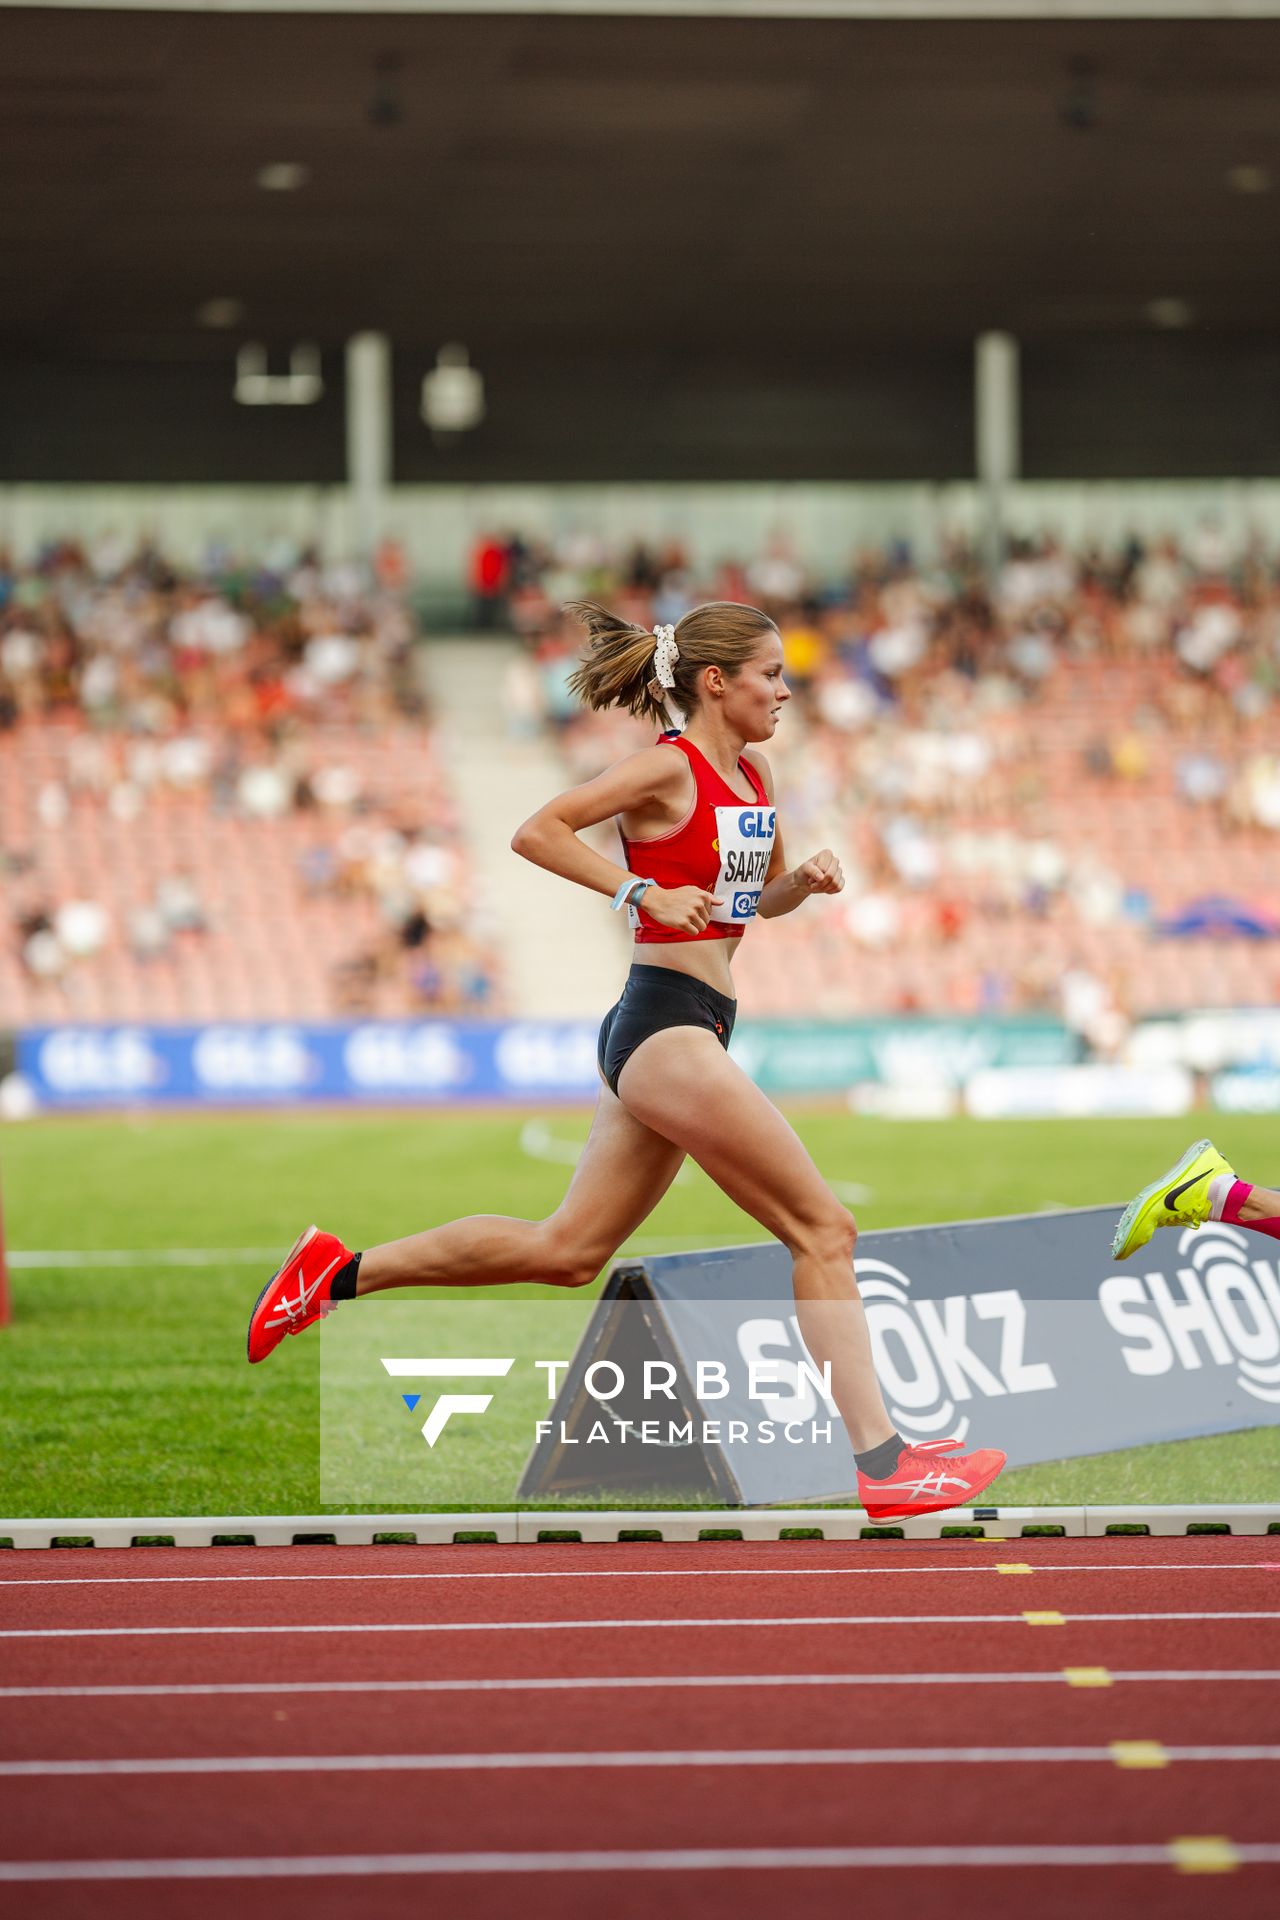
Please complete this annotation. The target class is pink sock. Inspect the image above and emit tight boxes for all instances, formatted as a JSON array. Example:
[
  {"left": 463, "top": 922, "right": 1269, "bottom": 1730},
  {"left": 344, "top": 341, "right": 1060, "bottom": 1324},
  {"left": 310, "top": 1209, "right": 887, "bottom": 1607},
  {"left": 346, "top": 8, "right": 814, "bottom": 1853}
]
[
  {"left": 1218, "top": 1179, "right": 1280, "bottom": 1241},
  {"left": 1217, "top": 1178, "right": 1252, "bottom": 1222}
]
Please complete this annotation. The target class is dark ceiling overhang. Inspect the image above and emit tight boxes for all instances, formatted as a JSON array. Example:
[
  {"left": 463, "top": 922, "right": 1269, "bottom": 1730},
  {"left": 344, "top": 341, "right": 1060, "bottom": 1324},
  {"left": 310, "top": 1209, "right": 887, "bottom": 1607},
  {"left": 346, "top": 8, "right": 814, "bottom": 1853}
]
[{"left": 1, "top": 5, "right": 1278, "bottom": 365}]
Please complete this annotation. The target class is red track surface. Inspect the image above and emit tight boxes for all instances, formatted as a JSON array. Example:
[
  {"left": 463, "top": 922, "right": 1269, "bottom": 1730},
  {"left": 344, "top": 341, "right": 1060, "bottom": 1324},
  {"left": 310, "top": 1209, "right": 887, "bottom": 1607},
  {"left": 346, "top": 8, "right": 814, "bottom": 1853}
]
[{"left": 1, "top": 1535, "right": 1278, "bottom": 1919}]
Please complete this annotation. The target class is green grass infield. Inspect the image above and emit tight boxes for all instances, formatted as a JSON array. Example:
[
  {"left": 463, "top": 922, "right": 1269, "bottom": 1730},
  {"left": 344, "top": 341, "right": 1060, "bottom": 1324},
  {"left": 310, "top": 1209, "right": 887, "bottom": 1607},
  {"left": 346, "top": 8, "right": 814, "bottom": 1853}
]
[{"left": 1, "top": 1107, "right": 1277, "bottom": 1519}]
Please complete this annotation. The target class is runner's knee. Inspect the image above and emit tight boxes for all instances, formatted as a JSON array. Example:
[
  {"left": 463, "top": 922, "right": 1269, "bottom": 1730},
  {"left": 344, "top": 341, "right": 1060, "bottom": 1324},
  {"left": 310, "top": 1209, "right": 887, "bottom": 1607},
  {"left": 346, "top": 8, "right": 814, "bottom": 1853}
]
[
  {"left": 536, "top": 1222, "right": 607, "bottom": 1290},
  {"left": 555, "top": 1262, "right": 601, "bottom": 1290},
  {"left": 783, "top": 1204, "right": 858, "bottom": 1265}
]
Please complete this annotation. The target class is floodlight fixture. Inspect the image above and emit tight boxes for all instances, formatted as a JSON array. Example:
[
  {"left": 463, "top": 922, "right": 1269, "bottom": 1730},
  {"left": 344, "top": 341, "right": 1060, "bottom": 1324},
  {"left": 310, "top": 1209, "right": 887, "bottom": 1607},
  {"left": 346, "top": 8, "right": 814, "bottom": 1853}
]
[
  {"left": 1226, "top": 164, "right": 1271, "bottom": 195},
  {"left": 421, "top": 343, "right": 485, "bottom": 434},
  {"left": 235, "top": 343, "right": 324, "bottom": 406},
  {"left": 257, "top": 162, "right": 311, "bottom": 193},
  {"left": 197, "top": 297, "right": 246, "bottom": 330},
  {"left": 368, "top": 52, "right": 404, "bottom": 130},
  {"left": 1146, "top": 297, "right": 1195, "bottom": 330},
  {"left": 1059, "top": 56, "right": 1099, "bottom": 133}
]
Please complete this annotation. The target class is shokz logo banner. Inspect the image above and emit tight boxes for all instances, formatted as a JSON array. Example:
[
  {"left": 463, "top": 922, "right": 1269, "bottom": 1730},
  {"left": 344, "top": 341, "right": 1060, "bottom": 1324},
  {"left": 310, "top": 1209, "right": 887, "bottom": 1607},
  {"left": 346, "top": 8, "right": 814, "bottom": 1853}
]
[{"left": 319, "top": 1208, "right": 1280, "bottom": 1508}]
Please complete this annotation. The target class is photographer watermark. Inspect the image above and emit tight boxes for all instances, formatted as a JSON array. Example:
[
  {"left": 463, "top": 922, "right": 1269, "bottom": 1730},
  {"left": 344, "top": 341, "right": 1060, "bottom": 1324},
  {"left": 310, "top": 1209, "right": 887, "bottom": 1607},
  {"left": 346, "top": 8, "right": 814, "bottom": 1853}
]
[
  {"left": 377, "top": 1349, "right": 834, "bottom": 1451},
  {"left": 319, "top": 1297, "right": 847, "bottom": 1506}
]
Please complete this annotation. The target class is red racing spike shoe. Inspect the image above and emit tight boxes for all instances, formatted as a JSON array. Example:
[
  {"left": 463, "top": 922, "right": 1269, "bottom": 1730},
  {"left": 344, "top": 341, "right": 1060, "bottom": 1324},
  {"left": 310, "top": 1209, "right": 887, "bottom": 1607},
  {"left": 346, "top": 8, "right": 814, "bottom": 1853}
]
[
  {"left": 857, "top": 1436, "right": 1007, "bottom": 1522},
  {"left": 247, "top": 1225, "right": 353, "bottom": 1364}
]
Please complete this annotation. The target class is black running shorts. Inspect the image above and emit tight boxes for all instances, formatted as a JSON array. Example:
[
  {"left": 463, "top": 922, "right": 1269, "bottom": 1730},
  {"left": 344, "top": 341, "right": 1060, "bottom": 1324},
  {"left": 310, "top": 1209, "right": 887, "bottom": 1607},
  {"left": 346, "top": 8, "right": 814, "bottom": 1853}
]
[{"left": 597, "top": 964, "right": 737, "bottom": 1098}]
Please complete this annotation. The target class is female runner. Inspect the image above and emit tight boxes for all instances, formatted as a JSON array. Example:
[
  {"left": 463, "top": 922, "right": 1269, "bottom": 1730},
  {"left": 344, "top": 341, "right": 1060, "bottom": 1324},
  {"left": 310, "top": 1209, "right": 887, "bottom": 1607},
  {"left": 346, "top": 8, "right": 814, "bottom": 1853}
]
[{"left": 247, "top": 600, "right": 1006, "bottom": 1519}]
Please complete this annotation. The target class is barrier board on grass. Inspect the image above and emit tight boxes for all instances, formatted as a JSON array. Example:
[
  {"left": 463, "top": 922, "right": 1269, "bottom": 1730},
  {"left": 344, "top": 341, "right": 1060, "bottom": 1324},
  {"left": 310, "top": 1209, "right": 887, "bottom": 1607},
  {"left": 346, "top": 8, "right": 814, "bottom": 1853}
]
[{"left": 516, "top": 1206, "right": 1280, "bottom": 1505}]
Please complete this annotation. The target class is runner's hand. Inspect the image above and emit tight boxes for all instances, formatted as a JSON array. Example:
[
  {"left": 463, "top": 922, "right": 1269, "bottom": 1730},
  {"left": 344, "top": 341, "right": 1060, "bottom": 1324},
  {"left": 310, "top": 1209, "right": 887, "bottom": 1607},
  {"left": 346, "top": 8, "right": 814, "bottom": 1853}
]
[
  {"left": 793, "top": 850, "right": 844, "bottom": 896},
  {"left": 644, "top": 886, "right": 724, "bottom": 933}
]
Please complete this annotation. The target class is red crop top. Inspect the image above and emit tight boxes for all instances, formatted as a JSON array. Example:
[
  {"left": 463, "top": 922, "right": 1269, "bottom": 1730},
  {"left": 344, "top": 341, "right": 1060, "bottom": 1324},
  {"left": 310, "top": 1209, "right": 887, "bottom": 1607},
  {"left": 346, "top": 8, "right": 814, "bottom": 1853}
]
[{"left": 619, "top": 733, "right": 777, "bottom": 944}]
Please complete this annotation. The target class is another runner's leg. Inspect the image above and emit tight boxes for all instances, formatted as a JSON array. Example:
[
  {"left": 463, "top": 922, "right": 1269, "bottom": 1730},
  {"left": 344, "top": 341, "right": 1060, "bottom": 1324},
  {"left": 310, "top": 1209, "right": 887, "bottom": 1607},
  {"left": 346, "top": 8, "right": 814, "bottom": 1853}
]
[
  {"left": 1111, "top": 1139, "right": 1280, "bottom": 1260},
  {"left": 1212, "top": 1175, "right": 1280, "bottom": 1241}
]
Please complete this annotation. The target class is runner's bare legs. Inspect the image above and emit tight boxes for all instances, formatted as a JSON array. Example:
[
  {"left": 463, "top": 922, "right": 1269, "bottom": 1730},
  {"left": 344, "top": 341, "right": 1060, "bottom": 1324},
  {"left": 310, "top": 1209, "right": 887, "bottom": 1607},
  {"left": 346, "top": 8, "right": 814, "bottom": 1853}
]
[
  {"left": 303, "top": 1024, "right": 896, "bottom": 1454},
  {"left": 616, "top": 1026, "right": 895, "bottom": 1454},
  {"left": 355, "top": 1083, "right": 684, "bottom": 1293}
]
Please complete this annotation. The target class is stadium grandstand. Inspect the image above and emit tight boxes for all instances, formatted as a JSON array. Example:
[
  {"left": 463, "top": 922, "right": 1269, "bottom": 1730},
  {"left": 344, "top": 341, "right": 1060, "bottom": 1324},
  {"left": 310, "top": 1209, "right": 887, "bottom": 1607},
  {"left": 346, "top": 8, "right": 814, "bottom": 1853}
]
[
  {"left": 0, "top": 539, "right": 504, "bottom": 1025},
  {"left": 518, "top": 524, "right": 1280, "bottom": 1035},
  {"left": 6, "top": 520, "right": 1280, "bottom": 1043}
]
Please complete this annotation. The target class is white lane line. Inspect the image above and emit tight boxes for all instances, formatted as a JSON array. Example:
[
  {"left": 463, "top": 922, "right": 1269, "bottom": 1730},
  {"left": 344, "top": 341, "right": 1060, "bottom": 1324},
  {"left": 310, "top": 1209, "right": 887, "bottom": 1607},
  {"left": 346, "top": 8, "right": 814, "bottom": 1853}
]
[
  {"left": 3, "top": 1610, "right": 1277, "bottom": 1641},
  {"left": 2, "top": 1845, "right": 1280, "bottom": 1881},
  {"left": 1, "top": 1669, "right": 1276, "bottom": 1701},
  {"left": 5, "top": 1745, "right": 1280, "bottom": 1780},
  {"left": 7, "top": 1240, "right": 740, "bottom": 1268},
  {"left": 4, "top": 1667, "right": 1278, "bottom": 1701},
  {"left": 518, "top": 1119, "right": 695, "bottom": 1185},
  {"left": 516, "top": 1119, "right": 870, "bottom": 1205},
  {"left": 6, "top": 1250, "right": 282, "bottom": 1268},
  {"left": 3, "top": 1561, "right": 1273, "bottom": 1589}
]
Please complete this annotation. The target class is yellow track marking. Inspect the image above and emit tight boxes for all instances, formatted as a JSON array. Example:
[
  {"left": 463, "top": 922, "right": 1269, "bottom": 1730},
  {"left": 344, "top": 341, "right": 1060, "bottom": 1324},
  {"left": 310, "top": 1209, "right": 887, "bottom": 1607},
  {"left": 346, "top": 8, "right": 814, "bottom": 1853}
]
[
  {"left": 1111, "top": 1741, "right": 1169, "bottom": 1769},
  {"left": 1063, "top": 1667, "right": 1113, "bottom": 1687},
  {"left": 1023, "top": 1611, "right": 1066, "bottom": 1625},
  {"left": 1169, "top": 1836, "right": 1240, "bottom": 1874}
]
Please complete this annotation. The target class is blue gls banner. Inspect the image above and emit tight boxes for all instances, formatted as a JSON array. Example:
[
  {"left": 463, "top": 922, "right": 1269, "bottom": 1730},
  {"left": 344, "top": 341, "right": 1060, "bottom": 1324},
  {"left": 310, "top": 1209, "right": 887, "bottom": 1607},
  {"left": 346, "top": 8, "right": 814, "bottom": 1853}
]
[
  {"left": 15, "top": 1015, "right": 1079, "bottom": 1106},
  {"left": 16, "top": 1022, "right": 604, "bottom": 1106}
]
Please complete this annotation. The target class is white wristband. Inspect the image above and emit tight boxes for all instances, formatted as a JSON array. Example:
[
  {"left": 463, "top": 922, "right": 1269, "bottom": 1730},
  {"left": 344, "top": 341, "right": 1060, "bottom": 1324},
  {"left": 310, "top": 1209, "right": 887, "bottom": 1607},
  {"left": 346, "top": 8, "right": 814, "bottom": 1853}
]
[{"left": 611, "top": 877, "right": 655, "bottom": 912}]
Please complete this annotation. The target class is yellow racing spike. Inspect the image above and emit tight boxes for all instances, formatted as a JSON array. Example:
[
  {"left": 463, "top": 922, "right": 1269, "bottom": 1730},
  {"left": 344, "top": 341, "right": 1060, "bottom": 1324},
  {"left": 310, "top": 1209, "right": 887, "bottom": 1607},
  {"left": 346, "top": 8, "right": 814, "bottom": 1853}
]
[{"left": 1111, "top": 1139, "right": 1235, "bottom": 1261}]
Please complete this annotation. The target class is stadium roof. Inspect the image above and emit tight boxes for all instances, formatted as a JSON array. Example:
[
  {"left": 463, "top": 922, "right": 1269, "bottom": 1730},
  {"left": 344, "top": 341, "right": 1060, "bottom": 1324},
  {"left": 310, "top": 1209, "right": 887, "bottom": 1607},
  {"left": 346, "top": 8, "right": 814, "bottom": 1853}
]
[
  {"left": 5, "top": 5, "right": 1279, "bottom": 359},
  {"left": 9, "top": 3, "right": 1280, "bottom": 17},
  {"left": 2, "top": 3, "right": 1279, "bottom": 479}
]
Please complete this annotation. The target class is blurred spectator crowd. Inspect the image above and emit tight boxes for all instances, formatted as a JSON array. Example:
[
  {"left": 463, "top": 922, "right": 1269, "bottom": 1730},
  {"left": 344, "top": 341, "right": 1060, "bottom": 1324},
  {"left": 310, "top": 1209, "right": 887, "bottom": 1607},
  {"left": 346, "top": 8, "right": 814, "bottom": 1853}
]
[
  {"left": 1, "top": 537, "right": 502, "bottom": 1023},
  {"left": 7, "top": 522, "right": 1280, "bottom": 1038},
  {"left": 490, "top": 522, "right": 1280, "bottom": 1037}
]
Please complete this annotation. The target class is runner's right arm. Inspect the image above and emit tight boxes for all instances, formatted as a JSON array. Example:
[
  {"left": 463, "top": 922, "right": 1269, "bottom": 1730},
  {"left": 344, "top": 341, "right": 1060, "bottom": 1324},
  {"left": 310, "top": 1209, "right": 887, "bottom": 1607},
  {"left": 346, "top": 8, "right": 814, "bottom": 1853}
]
[{"left": 511, "top": 748, "right": 721, "bottom": 934}]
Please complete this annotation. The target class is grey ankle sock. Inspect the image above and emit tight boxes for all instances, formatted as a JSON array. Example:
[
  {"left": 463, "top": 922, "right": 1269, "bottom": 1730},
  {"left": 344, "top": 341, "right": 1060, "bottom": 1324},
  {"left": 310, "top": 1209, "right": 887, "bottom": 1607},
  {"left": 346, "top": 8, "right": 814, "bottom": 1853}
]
[{"left": 855, "top": 1432, "right": 905, "bottom": 1479}]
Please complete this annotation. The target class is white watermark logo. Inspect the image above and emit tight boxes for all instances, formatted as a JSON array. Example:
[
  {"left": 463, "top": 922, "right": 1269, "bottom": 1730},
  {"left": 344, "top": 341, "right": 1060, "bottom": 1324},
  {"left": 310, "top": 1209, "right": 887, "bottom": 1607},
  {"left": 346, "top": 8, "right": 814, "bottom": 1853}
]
[
  {"left": 380, "top": 1357, "right": 515, "bottom": 1446},
  {"left": 377, "top": 1351, "right": 836, "bottom": 1450}
]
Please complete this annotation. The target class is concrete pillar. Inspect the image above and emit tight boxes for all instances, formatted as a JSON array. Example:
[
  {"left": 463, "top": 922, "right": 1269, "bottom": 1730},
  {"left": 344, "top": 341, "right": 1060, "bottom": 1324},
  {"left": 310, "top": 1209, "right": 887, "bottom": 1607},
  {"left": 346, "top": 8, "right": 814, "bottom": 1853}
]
[
  {"left": 974, "top": 330, "right": 1020, "bottom": 578},
  {"left": 345, "top": 332, "right": 392, "bottom": 558}
]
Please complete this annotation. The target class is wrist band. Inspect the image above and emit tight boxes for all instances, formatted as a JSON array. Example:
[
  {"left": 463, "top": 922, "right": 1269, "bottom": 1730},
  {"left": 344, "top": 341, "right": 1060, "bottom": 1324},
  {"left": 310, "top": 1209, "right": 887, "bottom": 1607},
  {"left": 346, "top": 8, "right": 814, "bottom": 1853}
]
[{"left": 611, "top": 877, "right": 656, "bottom": 912}]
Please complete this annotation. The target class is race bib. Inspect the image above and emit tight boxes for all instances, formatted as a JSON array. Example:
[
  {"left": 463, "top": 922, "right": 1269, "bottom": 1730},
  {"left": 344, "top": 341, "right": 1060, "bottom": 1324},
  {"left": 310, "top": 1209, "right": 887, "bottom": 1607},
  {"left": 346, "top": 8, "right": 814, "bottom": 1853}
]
[{"left": 709, "top": 804, "right": 776, "bottom": 923}]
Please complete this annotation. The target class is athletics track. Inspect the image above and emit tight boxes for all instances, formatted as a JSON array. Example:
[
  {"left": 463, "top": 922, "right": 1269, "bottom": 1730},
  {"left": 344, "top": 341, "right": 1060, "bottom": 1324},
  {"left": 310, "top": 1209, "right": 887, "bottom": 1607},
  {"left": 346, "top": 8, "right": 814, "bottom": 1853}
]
[{"left": 0, "top": 1535, "right": 1277, "bottom": 1919}]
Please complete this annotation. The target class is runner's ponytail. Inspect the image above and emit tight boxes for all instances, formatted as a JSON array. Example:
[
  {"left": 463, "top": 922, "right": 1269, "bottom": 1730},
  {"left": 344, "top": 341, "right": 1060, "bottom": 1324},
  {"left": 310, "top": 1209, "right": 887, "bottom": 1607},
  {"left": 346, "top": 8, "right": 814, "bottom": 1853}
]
[
  {"left": 564, "top": 601, "right": 671, "bottom": 726},
  {"left": 565, "top": 599, "right": 775, "bottom": 728}
]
